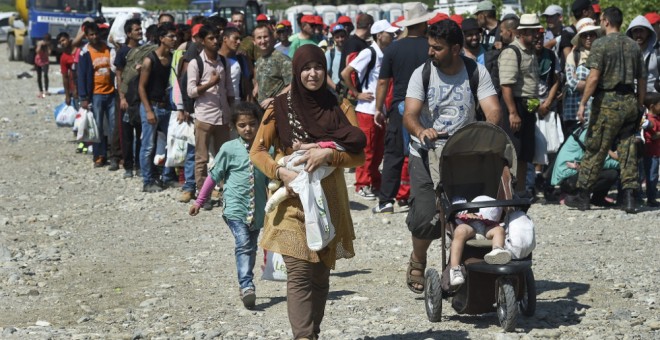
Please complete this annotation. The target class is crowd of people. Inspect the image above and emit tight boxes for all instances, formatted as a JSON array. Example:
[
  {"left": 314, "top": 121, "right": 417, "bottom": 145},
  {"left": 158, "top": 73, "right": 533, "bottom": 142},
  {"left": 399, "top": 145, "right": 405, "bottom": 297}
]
[{"left": 40, "top": 1, "right": 659, "bottom": 339}]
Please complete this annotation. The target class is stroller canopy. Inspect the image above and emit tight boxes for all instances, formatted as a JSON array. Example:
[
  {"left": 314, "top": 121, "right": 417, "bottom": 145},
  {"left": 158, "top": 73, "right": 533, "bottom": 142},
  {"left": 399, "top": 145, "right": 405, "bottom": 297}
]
[{"left": 439, "top": 122, "right": 517, "bottom": 202}]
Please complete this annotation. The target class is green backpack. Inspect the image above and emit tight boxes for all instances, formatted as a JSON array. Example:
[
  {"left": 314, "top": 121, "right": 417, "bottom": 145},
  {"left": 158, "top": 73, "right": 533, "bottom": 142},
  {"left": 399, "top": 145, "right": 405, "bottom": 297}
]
[{"left": 119, "top": 43, "right": 158, "bottom": 95}]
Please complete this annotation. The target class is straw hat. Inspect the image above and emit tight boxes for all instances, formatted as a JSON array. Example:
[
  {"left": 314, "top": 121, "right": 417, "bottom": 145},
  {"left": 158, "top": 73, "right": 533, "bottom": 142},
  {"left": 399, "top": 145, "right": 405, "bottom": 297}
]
[
  {"left": 397, "top": 2, "right": 435, "bottom": 27},
  {"left": 571, "top": 17, "right": 601, "bottom": 46},
  {"left": 516, "top": 14, "right": 543, "bottom": 30}
]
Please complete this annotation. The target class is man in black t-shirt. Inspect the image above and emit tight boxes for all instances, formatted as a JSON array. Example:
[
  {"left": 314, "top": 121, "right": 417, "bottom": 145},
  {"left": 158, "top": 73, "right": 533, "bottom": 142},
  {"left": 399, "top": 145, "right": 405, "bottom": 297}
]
[
  {"left": 339, "top": 14, "right": 374, "bottom": 78},
  {"left": 474, "top": 0, "right": 500, "bottom": 50},
  {"left": 559, "top": 0, "right": 594, "bottom": 65},
  {"left": 373, "top": 3, "right": 433, "bottom": 215}
]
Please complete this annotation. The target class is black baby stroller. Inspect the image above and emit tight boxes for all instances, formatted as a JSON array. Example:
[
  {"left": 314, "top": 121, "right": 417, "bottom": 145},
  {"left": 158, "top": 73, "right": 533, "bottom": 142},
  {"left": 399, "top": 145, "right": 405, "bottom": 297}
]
[{"left": 423, "top": 122, "right": 536, "bottom": 332}]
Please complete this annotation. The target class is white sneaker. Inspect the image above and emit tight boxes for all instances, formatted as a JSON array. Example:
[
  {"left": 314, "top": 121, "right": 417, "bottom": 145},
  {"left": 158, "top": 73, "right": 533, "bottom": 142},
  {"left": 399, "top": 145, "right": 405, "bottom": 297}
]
[
  {"left": 484, "top": 247, "right": 512, "bottom": 265},
  {"left": 356, "top": 186, "right": 376, "bottom": 200},
  {"left": 450, "top": 266, "right": 465, "bottom": 286}
]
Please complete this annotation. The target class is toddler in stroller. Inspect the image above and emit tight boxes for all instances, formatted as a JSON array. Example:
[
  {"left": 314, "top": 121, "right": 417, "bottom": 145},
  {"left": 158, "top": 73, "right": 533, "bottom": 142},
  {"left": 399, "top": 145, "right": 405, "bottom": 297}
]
[{"left": 449, "top": 195, "right": 511, "bottom": 287}]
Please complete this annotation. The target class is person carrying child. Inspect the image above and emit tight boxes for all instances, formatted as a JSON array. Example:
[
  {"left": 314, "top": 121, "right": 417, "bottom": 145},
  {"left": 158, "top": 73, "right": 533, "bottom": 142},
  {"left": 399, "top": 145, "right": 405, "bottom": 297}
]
[
  {"left": 643, "top": 92, "right": 660, "bottom": 207},
  {"left": 189, "top": 102, "right": 268, "bottom": 310},
  {"left": 449, "top": 195, "right": 511, "bottom": 287}
]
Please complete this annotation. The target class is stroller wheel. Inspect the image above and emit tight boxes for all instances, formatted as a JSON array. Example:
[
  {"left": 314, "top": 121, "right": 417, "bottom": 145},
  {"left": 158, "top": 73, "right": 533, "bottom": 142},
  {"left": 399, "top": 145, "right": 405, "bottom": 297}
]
[
  {"left": 519, "top": 269, "right": 537, "bottom": 317},
  {"left": 497, "top": 278, "right": 518, "bottom": 332},
  {"left": 424, "top": 268, "right": 443, "bottom": 322}
]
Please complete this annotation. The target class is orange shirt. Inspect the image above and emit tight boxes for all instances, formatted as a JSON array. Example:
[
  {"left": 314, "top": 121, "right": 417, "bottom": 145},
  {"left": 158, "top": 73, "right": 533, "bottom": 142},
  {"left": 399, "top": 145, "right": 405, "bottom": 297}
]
[{"left": 88, "top": 45, "right": 114, "bottom": 95}]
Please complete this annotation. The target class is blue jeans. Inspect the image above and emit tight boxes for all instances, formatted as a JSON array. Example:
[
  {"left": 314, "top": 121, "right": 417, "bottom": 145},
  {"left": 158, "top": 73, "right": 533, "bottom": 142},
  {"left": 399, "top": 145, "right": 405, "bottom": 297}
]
[
  {"left": 182, "top": 143, "right": 196, "bottom": 193},
  {"left": 139, "top": 104, "right": 176, "bottom": 186},
  {"left": 644, "top": 156, "right": 659, "bottom": 203},
  {"left": 225, "top": 218, "right": 260, "bottom": 292},
  {"left": 91, "top": 93, "right": 116, "bottom": 159}
]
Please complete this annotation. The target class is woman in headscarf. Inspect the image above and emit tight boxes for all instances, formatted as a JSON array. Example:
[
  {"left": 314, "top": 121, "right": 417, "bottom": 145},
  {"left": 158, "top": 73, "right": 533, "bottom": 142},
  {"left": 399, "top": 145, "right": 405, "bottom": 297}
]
[
  {"left": 250, "top": 44, "right": 365, "bottom": 340},
  {"left": 563, "top": 18, "right": 602, "bottom": 134}
]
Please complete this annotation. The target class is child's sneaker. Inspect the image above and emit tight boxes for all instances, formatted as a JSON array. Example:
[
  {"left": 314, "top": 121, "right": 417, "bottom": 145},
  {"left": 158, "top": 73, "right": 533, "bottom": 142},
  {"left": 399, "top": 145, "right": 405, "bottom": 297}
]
[
  {"left": 241, "top": 288, "right": 256, "bottom": 310},
  {"left": 484, "top": 247, "right": 512, "bottom": 265},
  {"left": 450, "top": 266, "right": 465, "bottom": 286}
]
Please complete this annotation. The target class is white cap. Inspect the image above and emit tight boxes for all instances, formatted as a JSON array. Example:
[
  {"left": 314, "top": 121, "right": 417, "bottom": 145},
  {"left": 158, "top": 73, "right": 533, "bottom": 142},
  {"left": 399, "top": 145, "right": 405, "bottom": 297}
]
[
  {"left": 542, "top": 5, "right": 563, "bottom": 17},
  {"left": 370, "top": 19, "right": 399, "bottom": 34}
]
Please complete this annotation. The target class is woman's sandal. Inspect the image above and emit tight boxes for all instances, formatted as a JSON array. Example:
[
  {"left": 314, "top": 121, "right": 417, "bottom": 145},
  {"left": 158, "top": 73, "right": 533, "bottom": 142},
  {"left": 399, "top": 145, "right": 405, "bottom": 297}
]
[{"left": 406, "top": 253, "right": 426, "bottom": 294}]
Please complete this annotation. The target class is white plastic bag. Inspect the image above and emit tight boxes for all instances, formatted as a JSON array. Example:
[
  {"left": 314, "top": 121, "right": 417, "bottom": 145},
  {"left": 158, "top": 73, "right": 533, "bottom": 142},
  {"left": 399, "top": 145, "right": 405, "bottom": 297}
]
[
  {"left": 505, "top": 211, "right": 536, "bottom": 260},
  {"left": 168, "top": 113, "right": 195, "bottom": 146},
  {"left": 153, "top": 131, "right": 167, "bottom": 166},
  {"left": 76, "top": 109, "right": 100, "bottom": 143},
  {"left": 54, "top": 102, "right": 77, "bottom": 127},
  {"left": 165, "top": 137, "right": 187, "bottom": 167},
  {"left": 289, "top": 167, "right": 336, "bottom": 251},
  {"left": 73, "top": 108, "right": 86, "bottom": 136},
  {"left": 262, "top": 250, "right": 287, "bottom": 281},
  {"left": 536, "top": 111, "right": 564, "bottom": 153}
]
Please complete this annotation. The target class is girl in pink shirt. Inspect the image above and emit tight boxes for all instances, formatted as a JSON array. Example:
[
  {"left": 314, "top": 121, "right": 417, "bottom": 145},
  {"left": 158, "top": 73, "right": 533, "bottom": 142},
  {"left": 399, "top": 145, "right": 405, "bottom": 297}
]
[{"left": 34, "top": 34, "right": 52, "bottom": 98}]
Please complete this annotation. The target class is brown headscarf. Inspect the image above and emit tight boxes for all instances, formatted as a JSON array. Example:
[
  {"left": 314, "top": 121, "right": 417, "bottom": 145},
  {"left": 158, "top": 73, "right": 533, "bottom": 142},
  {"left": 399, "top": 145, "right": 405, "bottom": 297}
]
[{"left": 272, "top": 44, "right": 366, "bottom": 153}]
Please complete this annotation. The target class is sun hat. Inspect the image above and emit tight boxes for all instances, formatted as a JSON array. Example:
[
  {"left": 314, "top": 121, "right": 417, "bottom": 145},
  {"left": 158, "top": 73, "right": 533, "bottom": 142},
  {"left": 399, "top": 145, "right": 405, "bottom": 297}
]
[
  {"left": 571, "top": 17, "right": 601, "bottom": 46},
  {"left": 370, "top": 20, "right": 399, "bottom": 34},
  {"left": 461, "top": 18, "right": 481, "bottom": 32},
  {"left": 475, "top": 1, "right": 496, "bottom": 14},
  {"left": 392, "top": 15, "right": 405, "bottom": 28},
  {"left": 428, "top": 12, "right": 450, "bottom": 25},
  {"left": 397, "top": 2, "right": 435, "bottom": 27},
  {"left": 517, "top": 14, "right": 543, "bottom": 30},
  {"left": 541, "top": 5, "right": 563, "bottom": 17}
]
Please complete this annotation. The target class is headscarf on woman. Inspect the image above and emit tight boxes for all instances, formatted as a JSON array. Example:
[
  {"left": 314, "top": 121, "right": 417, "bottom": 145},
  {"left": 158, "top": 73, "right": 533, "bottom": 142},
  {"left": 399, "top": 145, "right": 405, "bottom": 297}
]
[{"left": 271, "top": 44, "right": 366, "bottom": 153}]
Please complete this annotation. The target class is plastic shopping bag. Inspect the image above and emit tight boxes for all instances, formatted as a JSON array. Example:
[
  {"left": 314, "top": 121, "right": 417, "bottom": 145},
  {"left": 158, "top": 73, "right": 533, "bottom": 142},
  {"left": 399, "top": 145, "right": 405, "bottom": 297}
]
[
  {"left": 74, "top": 108, "right": 87, "bottom": 137},
  {"left": 168, "top": 113, "right": 195, "bottom": 146},
  {"left": 262, "top": 250, "right": 287, "bottom": 281},
  {"left": 153, "top": 131, "right": 167, "bottom": 166},
  {"left": 165, "top": 137, "right": 187, "bottom": 167},
  {"left": 54, "top": 102, "right": 77, "bottom": 127},
  {"left": 505, "top": 210, "right": 536, "bottom": 260},
  {"left": 84, "top": 109, "right": 101, "bottom": 143},
  {"left": 289, "top": 167, "right": 336, "bottom": 251}
]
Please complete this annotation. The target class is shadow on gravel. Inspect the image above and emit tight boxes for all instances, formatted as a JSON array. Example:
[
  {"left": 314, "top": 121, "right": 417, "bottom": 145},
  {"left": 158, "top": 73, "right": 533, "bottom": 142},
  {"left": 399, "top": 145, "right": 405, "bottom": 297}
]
[
  {"left": 350, "top": 201, "right": 370, "bottom": 211},
  {"left": 328, "top": 289, "right": 356, "bottom": 300},
  {"left": 364, "top": 329, "right": 469, "bottom": 339},
  {"left": 255, "top": 296, "right": 287, "bottom": 310},
  {"left": 520, "top": 280, "right": 592, "bottom": 330},
  {"left": 331, "top": 269, "right": 372, "bottom": 278}
]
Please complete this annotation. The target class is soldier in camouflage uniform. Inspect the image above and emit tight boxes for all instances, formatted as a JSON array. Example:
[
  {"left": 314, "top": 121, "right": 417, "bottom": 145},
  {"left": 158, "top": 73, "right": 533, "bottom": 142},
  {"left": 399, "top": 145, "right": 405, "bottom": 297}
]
[
  {"left": 253, "top": 24, "right": 293, "bottom": 110},
  {"left": 565, "top": 7, "right": 648, "bottom": 213}
]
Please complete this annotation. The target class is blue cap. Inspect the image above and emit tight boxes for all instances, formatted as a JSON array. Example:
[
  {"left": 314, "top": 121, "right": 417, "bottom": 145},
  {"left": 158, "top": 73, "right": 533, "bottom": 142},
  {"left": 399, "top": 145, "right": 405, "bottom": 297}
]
[{"left": 331, "top": 24, "right": 346, "bottom": 34}]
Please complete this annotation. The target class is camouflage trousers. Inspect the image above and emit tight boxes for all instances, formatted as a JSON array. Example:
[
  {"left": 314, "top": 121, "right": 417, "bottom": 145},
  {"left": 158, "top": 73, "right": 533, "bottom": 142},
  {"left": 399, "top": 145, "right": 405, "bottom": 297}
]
[{"left": 578, "top": 92, "right": 639, "bottom": 191}]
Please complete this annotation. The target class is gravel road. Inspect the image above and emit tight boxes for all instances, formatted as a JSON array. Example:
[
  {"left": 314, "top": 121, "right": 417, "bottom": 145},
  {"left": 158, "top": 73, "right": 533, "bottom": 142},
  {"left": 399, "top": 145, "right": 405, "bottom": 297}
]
[{"left": 0, "top": 47, "right": 659, "bottom": 340}]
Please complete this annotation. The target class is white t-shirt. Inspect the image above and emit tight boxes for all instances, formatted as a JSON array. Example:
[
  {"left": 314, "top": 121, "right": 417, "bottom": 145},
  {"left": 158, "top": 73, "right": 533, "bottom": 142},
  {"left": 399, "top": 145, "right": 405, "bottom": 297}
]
[
  {"left": 348, "top": 43, "right": 383, "bottom": 115},
  {"left": 406, "top": 60, "right": 497, "bottom": 148},
  {"left": 228, "top": 57, "right": 242, "bottom": 101}
]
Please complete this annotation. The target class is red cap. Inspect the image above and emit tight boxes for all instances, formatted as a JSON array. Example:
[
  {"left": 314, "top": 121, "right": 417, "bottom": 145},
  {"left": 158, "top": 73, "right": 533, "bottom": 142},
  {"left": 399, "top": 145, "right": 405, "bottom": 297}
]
[
  {"left": 256, "top": 14, "right": 268, "bottom": 22},
  {"left": 450, "top": 14, "right": 464, "bottom": 27},
  {"left": 592, "top": 4, "right": 601, "bottom": 14},
  {"left": 314, "top": 15, "right": 324, "bottom": 26},
  {"left": 392, "top": 15, "right": 405, "bottom": 28},
  {"left": 428, "top": 12, "right": 449, "bottom": 25},
  {"left": 191, "top": 23, "right": 203, "bottom": 37},
  {"left": 301, "top": 15, "right": 315, "bottom": 24},
  {"left": 645, "top": 12, "right": 660, "bottom": 25},
  {"left": 278, "top": 19, "right": 292, "bottom": 27},
  {"left": 186, "top": 18, "right": 192, "bottom": 25},
  {"left": 337, "top": 15, "right": 352, "bottom": 25},
  {"left": 98, "top": 23, "right": 109, "bottom": 29}
]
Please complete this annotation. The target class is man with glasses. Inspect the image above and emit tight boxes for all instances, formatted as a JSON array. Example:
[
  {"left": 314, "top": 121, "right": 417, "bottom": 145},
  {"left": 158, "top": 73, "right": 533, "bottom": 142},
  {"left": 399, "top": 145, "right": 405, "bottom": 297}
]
[{"left": 138, "top": 22, "right": 179, "bottom": 192}]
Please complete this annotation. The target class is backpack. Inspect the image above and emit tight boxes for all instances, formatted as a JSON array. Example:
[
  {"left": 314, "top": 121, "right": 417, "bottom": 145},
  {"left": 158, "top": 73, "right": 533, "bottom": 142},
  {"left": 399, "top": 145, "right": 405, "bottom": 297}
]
[
  {"left": 485, "top": 45, "right": 522, "bottom": 97},
  {"left": 421, "top": 55, "right": 484, "bottom": 120},
  {"left": 179, "top": 54, "right": 227, "bottom": 114},
  {"left": 120, "top": 43, "right": 158, "bottom": 95},
  {"left": 124, "top": 51, "right": 158, "bottom": 106},
  {"left": 342, "top": 46, "right": 377, "bottom": 100}
]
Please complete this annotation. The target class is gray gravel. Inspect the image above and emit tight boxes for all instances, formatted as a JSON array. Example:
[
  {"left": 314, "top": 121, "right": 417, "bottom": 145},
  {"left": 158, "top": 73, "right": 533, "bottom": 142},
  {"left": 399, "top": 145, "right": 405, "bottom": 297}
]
[{"left": 0, "top": 47, "right": 659, "bottom": 340}]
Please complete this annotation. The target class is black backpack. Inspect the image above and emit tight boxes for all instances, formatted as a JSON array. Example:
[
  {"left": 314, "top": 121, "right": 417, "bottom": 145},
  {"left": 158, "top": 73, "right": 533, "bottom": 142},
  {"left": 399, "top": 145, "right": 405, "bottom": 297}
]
[
  {"left": 421, "top": 55, "right": 484, "bottom": 120},
  {"left": 179, "top": 54, "right": 227, "bottom": 114},
  {"left": 485, "top": 44, "right": 522, "bottom": 98}
]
